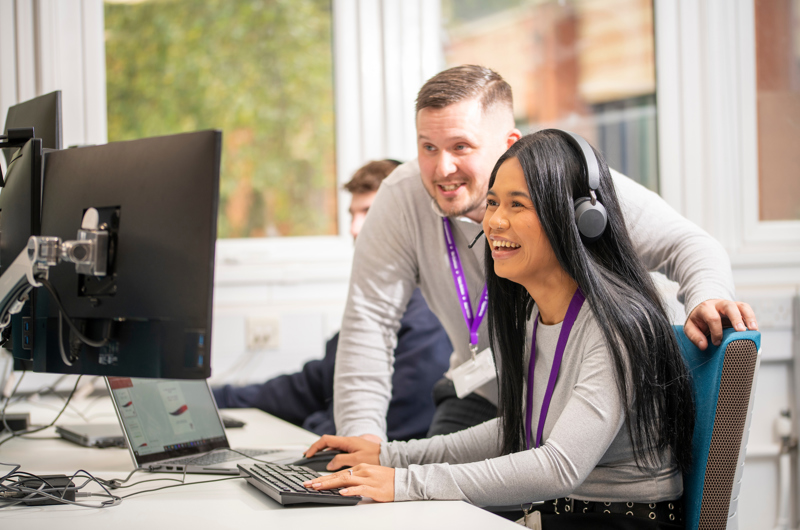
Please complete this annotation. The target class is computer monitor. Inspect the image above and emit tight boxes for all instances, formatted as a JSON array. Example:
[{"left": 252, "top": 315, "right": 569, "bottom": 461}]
[
  {"left": 23, "top": 130, "right": 221, "bottom": 379},
  {"left": 3, "top": 91, "right": 62, "bottom": 166},
  {"left": 0, "top": 138, "right": 43, "bottom": 271},
  {"left": 0, "top": 137, "right": 43, "bottom": 365}
]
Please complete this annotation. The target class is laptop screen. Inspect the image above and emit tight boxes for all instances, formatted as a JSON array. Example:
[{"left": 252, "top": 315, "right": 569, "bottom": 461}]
[{"left": 107, "top": 377, "right": 229, "bottom": 466}]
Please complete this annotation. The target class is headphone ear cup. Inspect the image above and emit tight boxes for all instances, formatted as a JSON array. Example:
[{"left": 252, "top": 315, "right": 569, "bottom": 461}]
[{"left": 574, "top": 197, "right": 608, "bottom": 242}]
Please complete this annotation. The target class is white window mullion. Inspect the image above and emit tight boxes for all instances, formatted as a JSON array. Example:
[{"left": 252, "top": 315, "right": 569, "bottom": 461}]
[
  {"left": 356, "top": 0, "right": 385, "bottom": 162},
  {"left": 14, "top": 0, "right": 36, "bottom": 103},
  {"left": 0, "top": 1, "right": 19, "bottom": 128},
  {"left": 81, "top": 0, "right": 107, "bottom": 146},
  {"left": 654, "top": 0, "right": 683, "bottom": 215}
]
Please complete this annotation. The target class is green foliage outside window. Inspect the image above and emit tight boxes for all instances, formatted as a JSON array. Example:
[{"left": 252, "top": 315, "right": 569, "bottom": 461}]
[{"left": 105, "top": 0, "right": 337, "bottom": 238}]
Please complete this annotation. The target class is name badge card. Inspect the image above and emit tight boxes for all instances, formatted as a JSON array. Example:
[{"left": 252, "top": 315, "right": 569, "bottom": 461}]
[{"left": 452, "top": 347, "right": 496, "bottom": 399}]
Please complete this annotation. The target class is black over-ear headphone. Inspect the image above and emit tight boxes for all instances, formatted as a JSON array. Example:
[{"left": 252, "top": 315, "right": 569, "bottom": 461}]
[{"left": 558, "top": 130, "right": 608, "bottom": 243}]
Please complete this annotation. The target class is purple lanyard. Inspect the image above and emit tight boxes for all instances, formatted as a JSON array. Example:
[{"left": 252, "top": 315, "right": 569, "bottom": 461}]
[
  {"left": 525, "top": 288, "right": 585, "bottom": 450},
  {"left": 442, "top": 218, "right": 488, "bottom": 349}
]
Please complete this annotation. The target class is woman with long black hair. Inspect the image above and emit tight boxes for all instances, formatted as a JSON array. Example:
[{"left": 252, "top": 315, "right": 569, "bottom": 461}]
[{"left": 303, "top": 130, "right": 694, "bottom": 529}]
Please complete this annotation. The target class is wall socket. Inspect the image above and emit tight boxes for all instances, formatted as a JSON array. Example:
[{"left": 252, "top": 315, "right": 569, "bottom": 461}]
[{"left": 246, "top": 316, "right": 280, "bottom": 351}]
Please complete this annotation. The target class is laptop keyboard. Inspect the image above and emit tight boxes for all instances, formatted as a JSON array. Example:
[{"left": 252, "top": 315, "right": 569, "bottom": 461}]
[
  {"left": 238, "top": 462, "right": 361, "bottom": 506},
  {"left": 164, "top": 448, "right": 278, "bottom": 466}
]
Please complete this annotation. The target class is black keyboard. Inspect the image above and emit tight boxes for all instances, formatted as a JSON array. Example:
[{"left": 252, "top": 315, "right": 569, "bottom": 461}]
[
  {"left": 164, "top": 448, "right": 278, "bottom": 466},
  {"left": 238, "top": 462, "right": 361, "bottom": 506}
]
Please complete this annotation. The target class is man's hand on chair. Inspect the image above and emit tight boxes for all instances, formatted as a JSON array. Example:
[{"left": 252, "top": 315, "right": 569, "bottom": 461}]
[{"left": 684, "top": 299, "right": 758, "bottom": 350}]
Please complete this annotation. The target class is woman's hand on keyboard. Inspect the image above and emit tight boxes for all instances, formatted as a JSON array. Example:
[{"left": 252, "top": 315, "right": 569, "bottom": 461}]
[
  {"left": 304, "top": 434, "right": 380, "bottom": 470},
  {"left": 303, "top": 463, "right": 395, "bottom": 502}
]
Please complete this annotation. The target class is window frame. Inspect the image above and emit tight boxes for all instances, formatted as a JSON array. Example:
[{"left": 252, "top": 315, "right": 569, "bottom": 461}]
[{"left": 654, "top": 0, "right": 800, "bottom": 276}]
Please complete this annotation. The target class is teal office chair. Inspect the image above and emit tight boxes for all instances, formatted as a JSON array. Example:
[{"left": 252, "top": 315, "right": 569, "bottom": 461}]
[{"left": 676, "top": 326, "right": 761, "bottom": 530}]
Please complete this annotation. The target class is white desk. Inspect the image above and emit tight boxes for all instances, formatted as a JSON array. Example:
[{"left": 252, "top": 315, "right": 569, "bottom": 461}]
[{"left": 1, "top": 399, "right": 518, "bottom": 529}]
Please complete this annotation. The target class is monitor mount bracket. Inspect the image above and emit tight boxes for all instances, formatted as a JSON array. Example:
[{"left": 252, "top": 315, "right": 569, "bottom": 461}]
[{"left": 0, "top": 208, "right": 109, "bottom": 329}]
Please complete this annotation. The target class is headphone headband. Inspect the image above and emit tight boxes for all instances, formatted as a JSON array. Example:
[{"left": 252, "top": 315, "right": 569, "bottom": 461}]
[{"left": 561, "top": 131, "right": 600, "bottom": 191}]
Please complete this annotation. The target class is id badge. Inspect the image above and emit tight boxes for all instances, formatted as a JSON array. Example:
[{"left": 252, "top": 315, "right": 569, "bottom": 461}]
[
  {"left": 515, "top": 510, "right": 542, "bottom": 529},
  {"left": 451, "top": 347, "right": 496, "bottom": 398}
]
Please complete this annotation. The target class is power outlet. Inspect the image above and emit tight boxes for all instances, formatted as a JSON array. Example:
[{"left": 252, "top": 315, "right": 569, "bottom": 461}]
[{"left": 246, "top": 316, "right": 280, "bottom": 351}]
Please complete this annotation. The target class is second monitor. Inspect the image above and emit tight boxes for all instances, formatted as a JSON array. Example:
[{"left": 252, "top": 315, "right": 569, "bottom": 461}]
[{"left": 27, "top": 129, "right": 221, "bottom": 379}]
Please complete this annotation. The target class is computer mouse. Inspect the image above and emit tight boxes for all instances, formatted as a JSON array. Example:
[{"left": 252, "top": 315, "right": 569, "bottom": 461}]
[{"left": 292, "top": 449, "right": 350, "bottom": 472}]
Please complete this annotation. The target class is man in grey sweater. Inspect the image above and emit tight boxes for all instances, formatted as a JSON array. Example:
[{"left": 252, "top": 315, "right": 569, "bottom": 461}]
[{"left": 333, "top": 65, "right": 758, "bottom": 444}]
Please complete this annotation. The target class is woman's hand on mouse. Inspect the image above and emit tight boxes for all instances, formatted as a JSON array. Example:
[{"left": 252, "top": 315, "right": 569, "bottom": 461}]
[
  {"left": 302, "top": 463, "right": 395, "bottom": 502},
  {"left": 304, "top": 434, "right": 381, "bottom": 470}
]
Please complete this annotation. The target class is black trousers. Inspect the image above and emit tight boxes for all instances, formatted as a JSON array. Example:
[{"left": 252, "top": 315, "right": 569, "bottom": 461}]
[
  {"left": 426, "top": 377, "right": 497, "bottom": 437},
  {"left": 495, "top": 510, "right": 683, "bottom": 529},
  {"left": 539, "top": 513, "right": 683, "bottom": 529}
]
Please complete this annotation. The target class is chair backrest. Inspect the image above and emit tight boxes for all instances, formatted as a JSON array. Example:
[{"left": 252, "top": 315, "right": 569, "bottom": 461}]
[{"left": 676, "top": 326, "right": 761, "bottom": 530}]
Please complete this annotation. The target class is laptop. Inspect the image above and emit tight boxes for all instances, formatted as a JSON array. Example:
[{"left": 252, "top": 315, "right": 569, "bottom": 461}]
[
  {"left": 56, "top": 423, "right": 125, "bottom": 448},
  {"left": 106, "top": 376, "right": 302, "bottom": 475}
]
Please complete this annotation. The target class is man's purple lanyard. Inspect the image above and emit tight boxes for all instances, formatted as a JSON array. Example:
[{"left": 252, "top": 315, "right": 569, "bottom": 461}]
[
  {"left": 525, "top": 288, "right": 585, "bottom": 450},
  {"left": 442, "top": 218, "right": 488, "bottom": 353}
]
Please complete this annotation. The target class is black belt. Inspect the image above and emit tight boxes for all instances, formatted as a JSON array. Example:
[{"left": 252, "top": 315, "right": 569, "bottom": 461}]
[{"left": 532, "top": 496, "right": 683, "bottom": 525}]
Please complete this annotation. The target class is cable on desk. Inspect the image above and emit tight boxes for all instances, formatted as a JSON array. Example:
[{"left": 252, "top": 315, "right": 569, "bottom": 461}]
[
  {"left": 97, "top": 465, "right": 189, "bottom": 490},
  {"left": 0, "top": 465, "right": 121, "bottom": 509},
  {"left": 1, "top": 455, "right": 246, "bottom": 509},
  {"left": 2, "top": 374, "right": 94, "bottom": 425},
  {"left": 119, "top": 476, "right": 240, "bottom": 500},
  {"left": 0, "top": 370, "right": 25, "bottom": 436},
  {"left": 94, "top": 468, "right": 143, "bottom": 489},
  {"left": 0, "top": 374, "right": 82, "bottom": 448}
]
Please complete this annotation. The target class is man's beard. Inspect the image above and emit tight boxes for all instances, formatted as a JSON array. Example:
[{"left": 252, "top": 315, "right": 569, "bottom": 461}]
[{"left": 431, "top": 193, "right": 485, "bottom": 219}]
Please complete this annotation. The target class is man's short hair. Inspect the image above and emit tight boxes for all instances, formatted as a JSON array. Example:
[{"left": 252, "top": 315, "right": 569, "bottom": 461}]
[
  {"left": 415, "top": 65, "right": 513, "bottom": 114},
  {"left": 343, "top": 159, "right": 401, "bottom": 195}
]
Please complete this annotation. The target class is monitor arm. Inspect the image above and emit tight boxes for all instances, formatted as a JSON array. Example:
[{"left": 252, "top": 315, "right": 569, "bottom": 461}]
[{"left": 0, "top": 208, "right": 109, "bottom": 329}]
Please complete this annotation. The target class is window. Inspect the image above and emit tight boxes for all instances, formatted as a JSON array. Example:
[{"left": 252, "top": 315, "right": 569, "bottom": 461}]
[
  {"left": 441, "top": 0, "right": 658, "bottom": 191},
  {"left": 754, "top": 0, "right": 800, "bottom": 221},
  {"left": 104, "top": 0, "right": 336, "bottom": 238}
]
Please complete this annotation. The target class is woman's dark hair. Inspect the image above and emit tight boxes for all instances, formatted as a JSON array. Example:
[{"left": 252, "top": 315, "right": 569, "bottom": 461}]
[{"left": 485, "top": 129, "right": 694, "bottom": 473}]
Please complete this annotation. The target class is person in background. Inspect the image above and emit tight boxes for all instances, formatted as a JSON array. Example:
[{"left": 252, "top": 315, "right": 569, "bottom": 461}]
[
  {"left": 333, "top": 65, "right": 757, "bottom": 444},
  {"left": 213, "top": 160, "right": 452, "bottom": 441}
]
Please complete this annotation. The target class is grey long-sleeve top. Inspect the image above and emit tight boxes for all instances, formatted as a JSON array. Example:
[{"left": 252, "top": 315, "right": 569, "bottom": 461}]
[
  {"left": 334, "top": 159, "right": 734, "bottom": 440},
  {"left": 380, "top": 304, "right": 682, "bottom": 505}
]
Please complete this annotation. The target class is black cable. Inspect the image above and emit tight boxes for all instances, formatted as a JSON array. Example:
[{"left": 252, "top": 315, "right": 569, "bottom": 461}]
[
  {"left": 66, "top": 469, "right": 120, "bottom": 505},
  {"left": 37, "top": 278, "right": 109, "bottom": 348},
  {"left": 1, "top": 371, "right": 25, "bottom": 435},
  {"left": 0, "top": 468, "right": 121, "bottom": 509},
  {"left": 119, "top": 476, "right": 239, "bottom": 499},
  {"left": 0, "top": 375, "right": 82, "bottom": 448},
  {"left": 0, "top": 462, "right": 21, "bottom": 482},
  {"left": 94, "top": 468, "right": 143, "bottom": 489},
  {"left": 0, "top": 462, "right": 241, "bottom": 508},
  {"left": 102, "top": 464, "right": 191, "bottom": 491}
]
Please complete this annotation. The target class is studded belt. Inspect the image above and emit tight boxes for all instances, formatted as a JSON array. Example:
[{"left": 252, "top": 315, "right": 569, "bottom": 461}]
[{"left": 534, "top": 496, "right": 683, "bottom": 524}]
